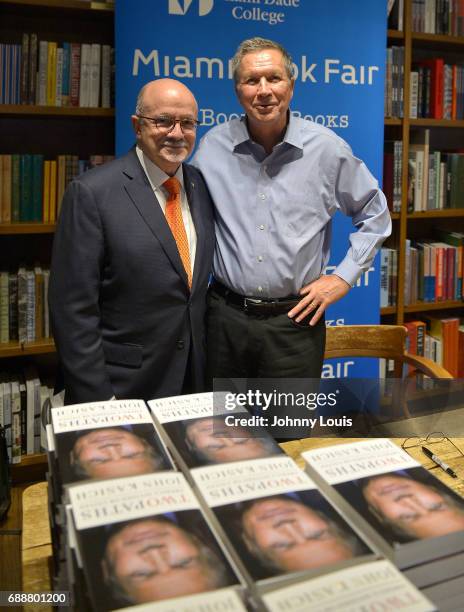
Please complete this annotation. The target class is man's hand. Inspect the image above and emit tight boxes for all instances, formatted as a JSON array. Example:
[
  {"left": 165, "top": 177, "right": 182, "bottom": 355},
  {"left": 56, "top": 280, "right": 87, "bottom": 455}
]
[{"left": 288, "top": 274, "right": 351, "bottom": 326}]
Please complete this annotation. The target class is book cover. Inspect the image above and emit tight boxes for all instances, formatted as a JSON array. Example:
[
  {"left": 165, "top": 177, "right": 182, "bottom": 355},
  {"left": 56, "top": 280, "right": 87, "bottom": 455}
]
[
  {"left": 51, "top": 399, "right": 174, "bottom": 485},
  {"left": 68, "top": 472, "right": 242, "bottom": 610},
  {"left": 303, "top": 439, "right": 464, "bottom": 568},
  {"left": 191, "top": 456, "right": 373, "bottom": 585},
  {"left": 149, "top": 392, "right": 283, "bottom": 470},
  {"left": 261, "top": 559, "right": 435, "bottom": 612}
]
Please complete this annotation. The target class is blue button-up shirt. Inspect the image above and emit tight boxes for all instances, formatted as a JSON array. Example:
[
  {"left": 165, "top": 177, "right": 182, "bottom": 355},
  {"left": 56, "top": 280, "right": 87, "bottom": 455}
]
[{"left": 192, "top": 114, "right": 391, "bottom": 299}]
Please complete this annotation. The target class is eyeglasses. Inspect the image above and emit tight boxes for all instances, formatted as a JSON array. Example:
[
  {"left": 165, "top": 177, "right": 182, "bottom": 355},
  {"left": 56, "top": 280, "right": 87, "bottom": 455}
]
[
  {"left": 136, "top": 114, "right": 200, "bottom": 132},
  {"left": 402, "top": 431, "right": 464, "bottom": 458}
]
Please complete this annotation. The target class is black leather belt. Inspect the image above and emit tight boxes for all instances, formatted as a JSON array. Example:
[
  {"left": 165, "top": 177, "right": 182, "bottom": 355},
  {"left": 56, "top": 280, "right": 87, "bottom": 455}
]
[{"left": 210, "top": 280, "right": 300, "bottom": 315}]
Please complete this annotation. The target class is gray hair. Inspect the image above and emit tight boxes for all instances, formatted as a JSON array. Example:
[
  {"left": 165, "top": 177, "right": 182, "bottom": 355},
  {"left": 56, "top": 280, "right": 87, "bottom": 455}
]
[
  {"left": 134, "top": 83, "right": 148, "bottom": 117},
  {"left": 231, "top": 37, "right": 294, "bottom": 84}
]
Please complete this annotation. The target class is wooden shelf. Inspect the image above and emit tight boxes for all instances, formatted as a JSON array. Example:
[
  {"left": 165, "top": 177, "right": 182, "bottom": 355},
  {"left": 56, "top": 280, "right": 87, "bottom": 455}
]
[
  {"left": 0, "top": 105, "right": 115, "bottom": 118},
  {"left": 412, "top": 31, "right": 464, "bottom": 50},
  {"left": 390, "top": 212, "right": 400, "bottom": 220},
  {"left": 410, "top": 118, "right": 464, "bottom": 128},
  {"left": 380, "top": 306, "right": 397, "bottom": 315},
  {"left": 404, "top": 300, "right": 464, "bottom": 313},
  {"left": 388, "top": 29, "right": 405, "bottom": 40},
  {"left": 11, "top": 453, "right": 48, "bottom": 485},
  {"left": 407, "top": 209, "right": 464, "bottom": 219},
  {"left": 0, "top": 0, "right": 113, "bottom": 11},
  {"left": 385, "top": 117, "right": 403, "bottom": 125},
  {"left": 0, "top": 340, "right": 55, "bottom": 358},
  {"left": 0, "top": 223, "right": 56, "bottom": 234}
]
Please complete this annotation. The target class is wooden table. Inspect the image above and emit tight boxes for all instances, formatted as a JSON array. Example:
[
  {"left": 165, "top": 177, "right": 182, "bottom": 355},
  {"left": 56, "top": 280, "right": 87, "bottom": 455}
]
[{"left": 21, "top": 436, "right": 464, "bottom": 601}]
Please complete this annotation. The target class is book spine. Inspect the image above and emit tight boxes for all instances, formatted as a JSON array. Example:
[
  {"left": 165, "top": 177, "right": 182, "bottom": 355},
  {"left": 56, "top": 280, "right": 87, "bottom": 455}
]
[
  {"left": 20, "top": 33, "right": 29, "bottom": 105},
  {"left": 0, "top": 271, "right": 9, "bottom": 344},
  {"left": 28, "top": 33, "right": 38, "bottom": 105},
  {"left": 55, "top": 46, "right": 63, "bottom": 107},
  {"left": 79, "top": 43, "right": 91, "bottom": 108},
  {"left": 46, "top": 42, "right": 57, "bottom": 106},
  {"left": 37, "top": 40, "right": 48, "bottom": 105},
  {"left": 17, "top": 268, "right": 28, "bottom": 344},
  {"left": 11, "top": 154, "right": 20, "bottom": 222},
  {"left": 19, "top": 154, "right": 33, "bottom": 222},
  {"left": 61, "top": 42, "right": 71, "bottom": 106},
  {"left": 70, "top": 43, "right": 81, "bottom": 107},
  {"left": 31, "top": 155, "right": 44, "bottom": 222},
  {"left": 8, "top": 272, "right": 18, "bottom": 342},
  {"left": 2, "top": 154, "right": 12, "bottom": 224}
]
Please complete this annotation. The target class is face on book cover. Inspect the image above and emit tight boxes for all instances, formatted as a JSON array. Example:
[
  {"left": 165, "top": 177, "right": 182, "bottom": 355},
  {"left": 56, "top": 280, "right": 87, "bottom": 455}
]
[
  {"left": 242, "top": 497, "right": 355, "bottom": 573},
  {"left": 102, "top": 518, "right": 227, "bottom": 604},
  {"left": 70, "top": 427, "right": 164, "bottom": 479},
  {"left": 185, "top": 417, "right": 277, "bottom": 464},
  {"left": 363, "top": 474, "right": 464, "bottom": 540}
]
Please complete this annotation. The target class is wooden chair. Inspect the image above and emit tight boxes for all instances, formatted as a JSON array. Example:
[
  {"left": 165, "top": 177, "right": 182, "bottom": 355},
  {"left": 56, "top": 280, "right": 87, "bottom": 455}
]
[
  {"left": 324, "top": 325, "right": 453, "bottom": 421},
  {"left": 325, "top": 325, "right": 453, "bottom": 379}
]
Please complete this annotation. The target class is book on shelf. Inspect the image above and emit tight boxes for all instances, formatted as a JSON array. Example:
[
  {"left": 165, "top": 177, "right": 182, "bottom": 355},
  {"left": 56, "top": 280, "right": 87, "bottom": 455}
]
[
  {"left": 261, "top": 559, "right": 435, "bottom": 612},
  {"left": 0, "top": 264, "right": 51, "bottom": 345},
  {"left": 385, "top": 46, "right": 404, "bottom": 118},
  {"left": 423, "top": 314, "right": 460, "bottom": 376},
  {"left": 302, "top": 439, "right": 464, "bottom": 569},
  {"left": 383, "top": 140, "right": 402, "bottom": 212},
  {"left": 67, "top": 472, "right": 246, "bottom": 610},
  {"left": 0, "top": 36, "right": 114, "bottom": 108},
  {"left": 412, "top": 0, "right": 464, "bottom": 35},
  {"left": 380, "top": 247, "right": 397, "bottom": 308},
  {"left": 0, "top": 153, "right": 114, "bottom": 225},
  {"left": 388, "top": 0, "right": 404, "bottom": 30},
  {"left": 50, "top": 399, "right": 174, "bottom": 489}
]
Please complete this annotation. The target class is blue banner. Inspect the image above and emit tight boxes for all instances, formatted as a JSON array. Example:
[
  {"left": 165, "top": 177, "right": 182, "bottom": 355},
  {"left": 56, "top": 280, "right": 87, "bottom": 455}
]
[{"left": 116, "top": 0, "right": 387, "bottom": 377}]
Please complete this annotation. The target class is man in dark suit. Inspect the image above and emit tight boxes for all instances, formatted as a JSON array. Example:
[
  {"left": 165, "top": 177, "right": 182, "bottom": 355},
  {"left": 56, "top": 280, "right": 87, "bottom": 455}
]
[{"left": 49, "top": 79, "right": 214, "bottom": 404}]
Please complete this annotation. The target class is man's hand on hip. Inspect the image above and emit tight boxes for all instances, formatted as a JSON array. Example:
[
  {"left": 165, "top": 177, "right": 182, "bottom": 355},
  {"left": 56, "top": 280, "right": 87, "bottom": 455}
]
[{"left": 288, "top": 275, "right": 351, "bottom": 326}]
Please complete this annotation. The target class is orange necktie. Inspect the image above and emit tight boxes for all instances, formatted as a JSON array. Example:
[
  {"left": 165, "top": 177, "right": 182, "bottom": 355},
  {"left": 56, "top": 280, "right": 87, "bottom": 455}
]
[{"left": 163, "top": 177, "right": 192, "bottom": 288}]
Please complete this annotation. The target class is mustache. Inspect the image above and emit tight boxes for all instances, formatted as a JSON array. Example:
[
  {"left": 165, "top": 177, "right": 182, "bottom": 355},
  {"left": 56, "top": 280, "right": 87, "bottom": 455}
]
[{"left": 162, "top": 138, "right": 188, "bottom": 147}]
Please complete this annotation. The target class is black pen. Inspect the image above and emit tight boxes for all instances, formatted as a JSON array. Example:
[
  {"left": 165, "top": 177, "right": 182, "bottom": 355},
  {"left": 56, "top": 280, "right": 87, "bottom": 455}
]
[{"left": 422, "top": 446, "right": 457, "bottom": 478}]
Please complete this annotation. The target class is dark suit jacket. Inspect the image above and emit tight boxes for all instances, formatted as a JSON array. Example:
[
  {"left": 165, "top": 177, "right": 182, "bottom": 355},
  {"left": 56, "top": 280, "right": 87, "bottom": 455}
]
[{"left": 49, "top": 148, "right": 214, "bottom": 404}]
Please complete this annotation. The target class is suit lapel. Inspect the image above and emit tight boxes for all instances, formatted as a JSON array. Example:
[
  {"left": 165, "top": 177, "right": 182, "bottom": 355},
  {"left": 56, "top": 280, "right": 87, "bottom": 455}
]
[
  {"left": 183, "top": 165, "right": 205, "bottom": 294},
  {"left": 122, "top": 150, "right": 189, "bottom": 287}
]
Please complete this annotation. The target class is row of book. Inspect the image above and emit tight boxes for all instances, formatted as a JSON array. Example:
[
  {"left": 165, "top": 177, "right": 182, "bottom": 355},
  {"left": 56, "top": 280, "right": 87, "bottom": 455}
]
[
  {"left": 404, "top": 317, "right": 464, "bottom": 377},
  {"left": 388, "top": 0, "right": 404, "bottom": 30},
  {"left": 404, "top": 230, "right": 464, "bottom": 305},
  {"left": 0, "top": 153, "right": 114, "bottom": 224},
  {"left": 410, "top": 59, "right": 464, "bottom": 120},
  {"left": 44, "top": 393, "right": 464, "bottom": 610},
  {"left": 0, "top": 366, "right": 52, "bottom": 463},
  {"left": 0, "top": 37, "right": 114, "bottom": 108},
  {"left": 0, "top": 265, "right": 51, "bottom": 344},
  {"left": 408, "top": 130, "right": 464, "bottom": 211},
  {"left": 383, "top": 140, "right": 403, "bottom": 212},
  {"left": 385, "top": 46, "right": 404, "bottom": 118},
  {"left": 411, "top": 0, "right": 464, "bottom": 36}
]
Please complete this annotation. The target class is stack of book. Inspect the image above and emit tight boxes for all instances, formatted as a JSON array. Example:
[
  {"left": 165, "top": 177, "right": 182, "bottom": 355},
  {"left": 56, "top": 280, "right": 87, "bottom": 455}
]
[
  {"left": 0, "top": 365, "right": 52, "bottom": 463},
  {"left": 0, "top": 153, "right": 114, "bottom": 225},
  {"left": 39, "top": 393, "right": 448, "bottom": 610},
  {"left": 410, "top": 59, "right": 464, "bottom": 120},
  {"left": 411, "top": 0, "right": 464, "bottom": 36},
  {"left": 0, "top": 265, "right": 51, "bottom": 345},
  {"left": 303, "top": 438, "right": 464, "bottom": 610},
  {"left": 0, "top": 36, "right": 114, "bottom": 108}
]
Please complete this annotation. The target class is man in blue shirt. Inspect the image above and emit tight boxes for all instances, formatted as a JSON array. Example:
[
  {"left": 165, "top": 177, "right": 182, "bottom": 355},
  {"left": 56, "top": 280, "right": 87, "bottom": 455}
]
[{"left": 193, "top": 37, "right": 391, "bottom": 382}]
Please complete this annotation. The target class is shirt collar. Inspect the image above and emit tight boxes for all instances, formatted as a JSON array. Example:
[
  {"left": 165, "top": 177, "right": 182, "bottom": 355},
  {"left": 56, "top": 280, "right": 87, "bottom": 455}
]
[
  {"left": 136, "top": 145, "right": 184, "bottom": 191},
  {"left": 232, "top": 111, "right": 303, "bottom": 152}
]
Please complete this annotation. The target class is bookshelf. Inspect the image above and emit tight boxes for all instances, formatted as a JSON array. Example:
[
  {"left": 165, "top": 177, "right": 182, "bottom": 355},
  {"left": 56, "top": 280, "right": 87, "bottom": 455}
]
[
  {"left": 382, "top": 0, "right": 464, "bottom": 326},
  {"left": 0, "top": 0, "right": 114, "bottom": 471}
]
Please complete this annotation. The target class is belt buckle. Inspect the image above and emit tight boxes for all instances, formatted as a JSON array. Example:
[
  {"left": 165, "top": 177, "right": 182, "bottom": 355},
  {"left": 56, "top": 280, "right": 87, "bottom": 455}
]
[{"left": 244, "top": 297, "right": 263, "bottom": 311}]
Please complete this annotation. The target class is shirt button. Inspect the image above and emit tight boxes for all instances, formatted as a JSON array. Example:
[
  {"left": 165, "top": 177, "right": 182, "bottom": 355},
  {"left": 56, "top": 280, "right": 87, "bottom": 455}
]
[
  {"left": 259, "top": 224, "right": 265, "bottom": 230},
  {"left": 177, "top": 340, "right": 185, "bottom": 350},
  {"left": 257, "top": 286, "right": 263, "bottom": 293},
  {"left": 260, "top": 194, "right": 266, "bottom": 200},
  {"left": 257, "top": 256, "right": 263, "bottom": 262}
]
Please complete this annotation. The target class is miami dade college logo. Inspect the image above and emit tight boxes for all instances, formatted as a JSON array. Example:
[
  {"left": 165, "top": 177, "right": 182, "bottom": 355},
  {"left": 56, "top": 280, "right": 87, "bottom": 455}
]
[{"left": 168, "top": 0, "right": 214, "bottom": 16}]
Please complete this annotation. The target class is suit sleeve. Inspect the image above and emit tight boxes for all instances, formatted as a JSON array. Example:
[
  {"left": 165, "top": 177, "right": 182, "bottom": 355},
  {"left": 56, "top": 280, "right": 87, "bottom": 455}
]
[{"left": 49, "top": 178, "right": 114, "bottom": 403}]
